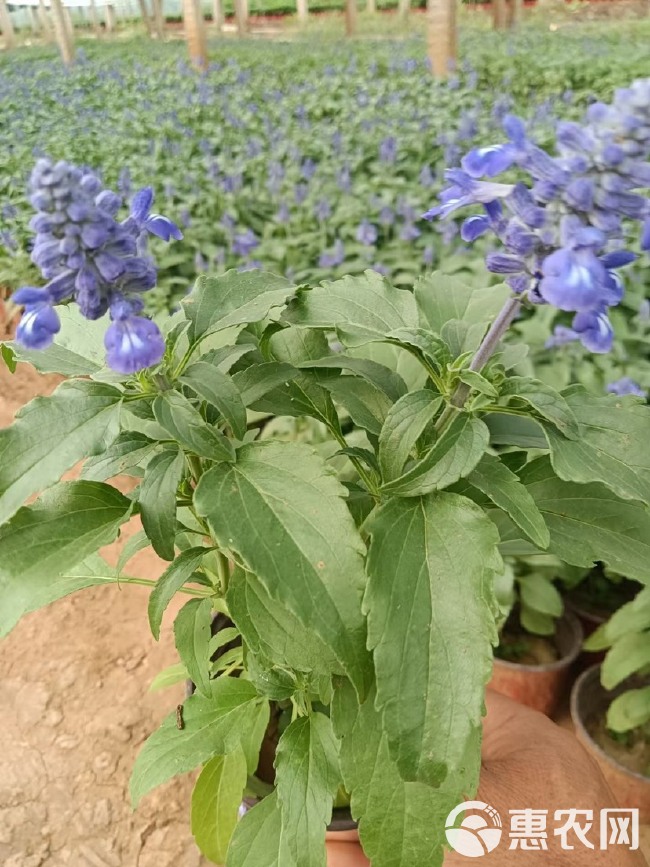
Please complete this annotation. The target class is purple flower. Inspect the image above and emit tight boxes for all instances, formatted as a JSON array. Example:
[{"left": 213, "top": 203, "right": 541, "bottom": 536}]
[
  {"left": 130, "top": 187, "right": 183, "bottom": 242},
  {"left": 13, "top": 287, "right": 61, "bottom": 350},
  {"left": 539, "top": 247, "right": 607, "bottom": 311},
  {"left": 356, "top": 220, "right": 378, "bottom": 246},
  {"left": 571, "top": 309, "right": 613, "bottom": 353},
  {"left": 379, "top": 137, "right": 398, "bottom": 164},
  {"left": 104, "top": 308, "right": 165, "bottom": 374},
  {"left": 319, "top": 239, "right": 345, "bottom": 268},
  {"left": 607, "top": 377, "right": 647, "bottom": 398},
  {"left": 232, "top": 229, "right": 259, "bottom": 257}
]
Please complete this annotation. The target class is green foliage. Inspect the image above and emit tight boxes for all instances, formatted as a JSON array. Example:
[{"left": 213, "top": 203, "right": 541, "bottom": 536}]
[{"left": 3, "top": 259, "right": 650, "bottom": 866}]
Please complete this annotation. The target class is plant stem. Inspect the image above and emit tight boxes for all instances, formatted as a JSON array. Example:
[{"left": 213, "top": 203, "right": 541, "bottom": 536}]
[
  {"left": 62, "top": 574, "right": 213, "bottom": 596},
  {"left": 435, "top": 295, "right": 522, "bottom": 434}
]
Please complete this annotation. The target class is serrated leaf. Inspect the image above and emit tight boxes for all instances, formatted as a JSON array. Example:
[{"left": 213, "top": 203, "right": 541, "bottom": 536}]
[
  {"left": 378, "top": 390, "right": 442, "bottom": 482},
  {"left": 181, "top": 361, "right": 248, "bottom": 440},
  {"left": 334, "top": 684, "right": 449, "bottom": 867},
  {"left": 364, "top": 492, "right": 501, "bottom": 785},
  {"left": 183, "top": 270, "right": 295, "bottom": 341},
  {"left": 227, "top": 566, "right": 342, "bottom": 676},
  {"left": 324, "top": 376, "right": 393, "bottom": 436},
  {"left": 195, "top": 441, "right": 371, "bottom": 696},
  {"left": 226, "top": 792, "right": 290, "bottom": 867},
  {"left": 485, "top": 413, "right": 548, "bottom": 449},
  {"left": 602, "top": 632, "right": 650, "bottom": 690},
  {"left": 300, "top": 355, "right": 407, "bottom": 402},
  {"left": 0, "top": 380, "right": 122, "bottom": 525},
  {"left": 520, "top": 457, "right": 650, "bottom": 583},
  {"left": 457, "top": 368, "right": 499, "bottom": 398},
  {"left": 130, "top": 678, "right": 264, "bottom": 807},
  {"left": 0, "top": 481, "right": 132, "bottom": 636},
  {"left": 82, "top": 430, "right": 158, "bottom": 481},
  {"left": 148, "top": 547, "right": 211, "bottom": 640},
  {"left": 232, "top": 362, "right": 299, "bottom": 406},
  {"left": 275, "top": 714, "right": 341, "bottom": 867},
  {"left": 607, "top": 687, "right": 650, "bottom": 733},
  {"left": 382, "top": 414, "right": 489, "bottom": 497},
  {"left": 544, "top": 388, "right": 650, "bottom": 506},
  {"left": 467, "top": 454, "right": 549, "bottom": 548},
  {"left": 153, "top": 391, "right": 235, "bottom": 462},
  {"left": 174, "top": 597, "right": 213, "bottom": 697},
  {"left": 191, "top": 748, "right": 248, "bottom": 864},
  {"left": 415, "top": 272, "right": 510, "bottom": 338},
  {"left": 139, "top": 447, "right": 184, "bottom": 561},
  {"left": 499, "top": 377, "right": 579, "bottom": 439},
  {"left": 283, "top": 270, "right": 418, "bottom": 348}
]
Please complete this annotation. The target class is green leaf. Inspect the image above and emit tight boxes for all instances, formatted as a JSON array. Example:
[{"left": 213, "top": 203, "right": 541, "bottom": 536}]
[
  {"left": 148, "top": 547, "right": 211, "bottom": 640},
  {"left": 153, "top": 391, "right": 235, "bottom": 462},
  {"left": 130, "top": 677, "right": 266, "bottom": 807},
  {"left": 334, "top": 684, "right": 448, "bottom": 867},
  {"left": 382, "top": 414, "right": 489, "bottom": 497},
  {"left": 191, "top": 748, "right": 248, "bottom": 864},
  {"left": 602, "top": 632, "right": 650, "bottom": 690},
  {"left": 378, "top": 390, "right": 442, "bottom": 482},
  {"left": 544, "top": 389, "right": 650, "bottom": 506},
  {"left": 195, "top": 441, "right": 371, "bottom": 696},
  {"left": 518, "top": 575, "right": 563, "bottom": 618},
  {"left": 0, "top": 481, "right": 132, "bottom": 636},
  {"left": 415, "top": 272, "right": 510, "bottom": 338},
  {"left": 149, "top": 663, "right": 188, "bottom": 692},
  {"left": 520, "top": 458, "right": 650, "bottom": 583},
  {"left": 116, "top": 529, "right": 150, "bottom": 575},
  {"left": 284, "top": 270, "right": 418, "bottom": 348},
  {"left": 607, "top": 687, "right": 650, "bottom": 733},
  {"left": 181, "top": 361, "right": 248, "bottom": 440},
  {"left": 364, "top": 492, "right": 501, "bottom": 785},
  {"left": 139, "top": 447, "right": 184, "bottom": 561},
  {"left": 275, "top": 714, "right": 341, "bottom": 867},
  {"left": 466, "top": 454, "right": 550, "bottom": 548},
  {"left": 174, "top": 597, "right": 213, "bottom": 697},
  {"left": 232, "top": 362, "right": 300, "bottom": 406},
  {"left": 0, "top": 380, "right": 122, "bottom": 525},
  {"left": 227, "top": 566, "right": 342, "bottom": 676},
  {"left": 1, "top": 343, "right": 17, "bottom": 373},
  {"left": 81, "top": 431, "right": 158, "bottom": 481},
  {"left": 499, "top": 377, "right": 579, "bottom": 439},
  {"left": 300, "top": 355, "right": 407, "bottom": 402},
  {"left": 226, "top": 791, "right": 289, "bottom": 867},
  {"left": 585, "top": 588, "right": 650, "bottom": 651},
  {"left": 183, "top": 270, "right": 295, "bottom": 341},
  {"left": 457, "top": 369, "right": 499, "bottom": 398},
  {"left": 520, "top": 605, "right": 555, "bottom": 636},
  {"left": 8, "top": 305, "right": 106, "bottom": 375},
  {"left": 324, "top": 376, "right": 393, "bottom": 436},
  {"left": 485, "top": 413, "right": 548, "bottom": 449}
]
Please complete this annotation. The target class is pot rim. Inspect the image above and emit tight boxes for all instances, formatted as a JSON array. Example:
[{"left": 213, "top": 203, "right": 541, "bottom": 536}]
[
  {"left": 570, "top": 663, "right": 650, "bottom": 785},
  {"left": 494, "top": 609, "right": 583, "bottom": 673}
]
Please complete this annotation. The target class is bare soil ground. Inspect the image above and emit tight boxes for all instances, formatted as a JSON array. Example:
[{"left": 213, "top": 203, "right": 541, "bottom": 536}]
[{"left": 0, "top": 361, "right": 210, "bottom": 866}]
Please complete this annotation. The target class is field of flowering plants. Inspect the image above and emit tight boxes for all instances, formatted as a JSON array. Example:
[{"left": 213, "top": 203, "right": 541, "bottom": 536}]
[{"left": 2, "top": 21, "right": 650, "bottom": 319}]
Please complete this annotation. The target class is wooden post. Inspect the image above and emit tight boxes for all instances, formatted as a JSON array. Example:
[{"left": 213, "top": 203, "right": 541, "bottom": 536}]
[
  {"left": 152, "top": 0, "right": 165, "bottom": 37},
  {"left": 138, "top": 0, "right": 154, "bottom": 35},
  {"left": 63, "top": 5, "right": 74, "bottom": 41},
  {"left": 427, "top": 0, "right": 457, "bottom": 78},
  {"left": 105, "top": 3, "right": 116, "bottom": 31},
  {"left": 234, "top": 0, "right": 248, "bottom": 34},
  {"left": 296, "top": 0, "right": 308, "bottom": 22},
  {"left": 509, "top": 0, "right": 523, "bottom": 26},
  {"left": 88, "top": 0, "right": 101, "bottom": 33},
  {"left": 493, "top": 0, "right": 507, "bottom": 29},
  {"left": 212, "top": 0, "right": 223, "bottom": 29},
  {"left": 183, "top": 0, "right": 207, "bottom": 68},
  {"left": 398, "top": 0, "right": 410, "bottom": 16},
  {"left": 51, "top": 0, "right": 74, "bottom": 64},
  {"left": 366, "top": 0, "right": 376, "bottom": 11},
  {"left": 0, "top": 0, "right": 16, "bottom": 49},
  {"left": 344, "top": 0, "right": 356, "bottom": 35},
  {"left": 38, "top": 0, "right": 53, "bottom": 40}
]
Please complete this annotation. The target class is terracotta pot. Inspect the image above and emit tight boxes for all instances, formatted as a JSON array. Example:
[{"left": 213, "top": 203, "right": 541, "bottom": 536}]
[
  {"left": 489, "top": 610, "right": 583, "bottom": 715},
  {"left": 326, "top": 818, "right": 369, "bottom": 866},
  {"left": 571, "top": 665, "right": 650, "bottom": 821}
]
